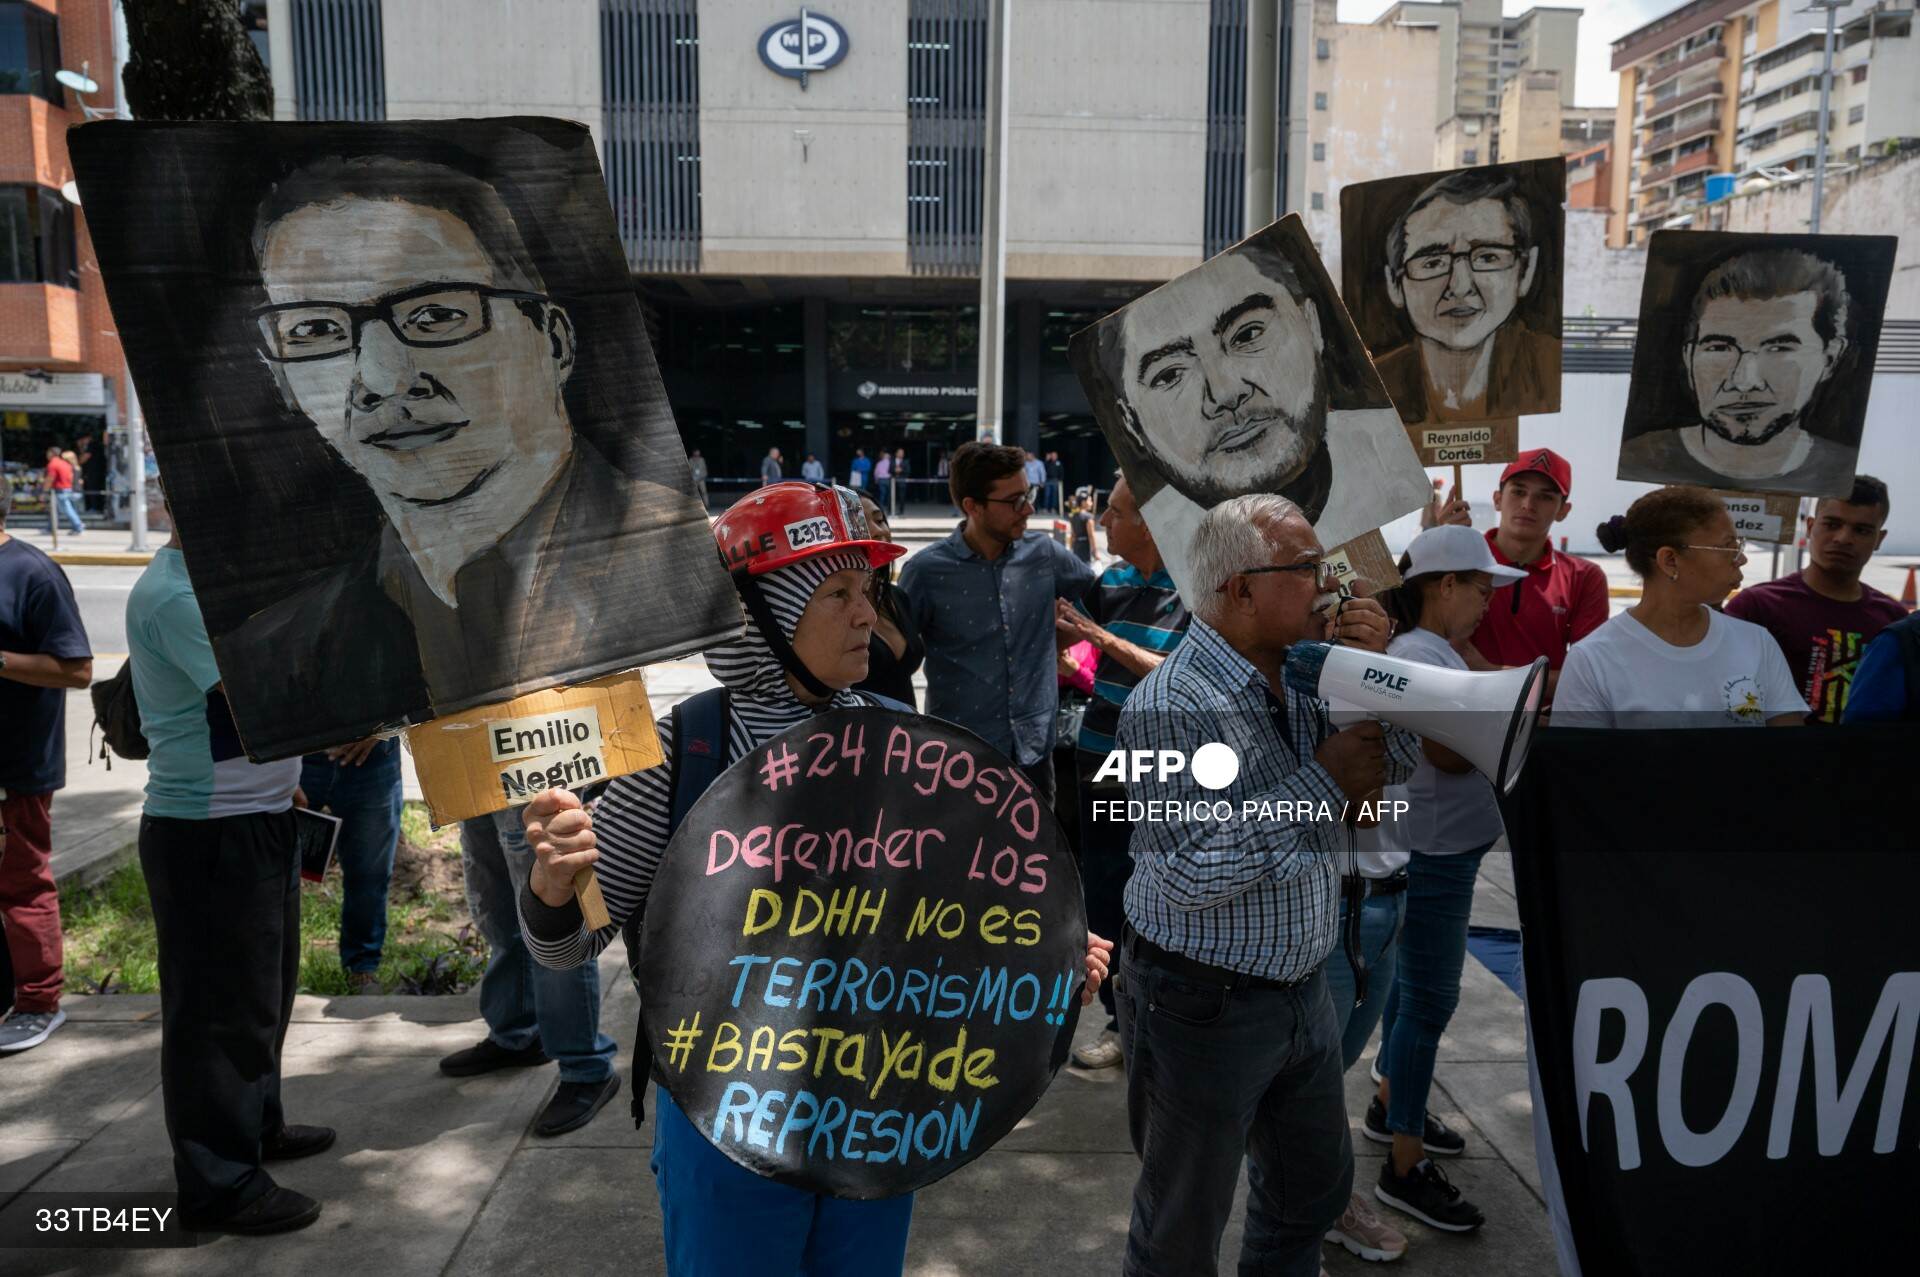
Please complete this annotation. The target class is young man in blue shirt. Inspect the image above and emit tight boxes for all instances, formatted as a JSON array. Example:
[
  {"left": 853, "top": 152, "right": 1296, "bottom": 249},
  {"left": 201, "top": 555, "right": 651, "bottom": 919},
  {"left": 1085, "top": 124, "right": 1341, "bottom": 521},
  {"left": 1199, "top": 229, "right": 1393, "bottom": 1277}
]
[{"left": 899, "top": 442, "right": 1095, "bottom": 807}]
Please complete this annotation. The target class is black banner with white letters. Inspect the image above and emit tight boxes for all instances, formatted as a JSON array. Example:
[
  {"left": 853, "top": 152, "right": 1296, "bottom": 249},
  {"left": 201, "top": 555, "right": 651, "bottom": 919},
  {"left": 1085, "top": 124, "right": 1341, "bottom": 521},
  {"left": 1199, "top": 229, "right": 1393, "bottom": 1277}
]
[{"left": 1506, "top": 725, "right": 1920, "bottom": 1277}]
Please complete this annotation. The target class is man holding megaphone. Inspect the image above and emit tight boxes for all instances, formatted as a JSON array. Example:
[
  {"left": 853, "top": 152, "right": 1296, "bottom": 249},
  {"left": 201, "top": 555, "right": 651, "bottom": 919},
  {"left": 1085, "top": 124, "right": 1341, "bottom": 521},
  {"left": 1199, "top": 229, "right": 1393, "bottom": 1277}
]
[
  {"left": 1107, "top": 493, "right": 1424, "bottom": 1276},
  {"left": 1110, "top": 498, "right": 1552, "bottom": 1275}
]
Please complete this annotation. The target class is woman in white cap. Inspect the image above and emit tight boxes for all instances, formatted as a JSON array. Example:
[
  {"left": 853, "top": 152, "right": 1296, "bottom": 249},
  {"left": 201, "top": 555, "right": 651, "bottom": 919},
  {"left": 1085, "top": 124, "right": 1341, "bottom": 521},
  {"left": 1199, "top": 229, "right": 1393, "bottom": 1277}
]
[{"left": 1336, "top": 525, "right": 1524, "bottom": 1247}]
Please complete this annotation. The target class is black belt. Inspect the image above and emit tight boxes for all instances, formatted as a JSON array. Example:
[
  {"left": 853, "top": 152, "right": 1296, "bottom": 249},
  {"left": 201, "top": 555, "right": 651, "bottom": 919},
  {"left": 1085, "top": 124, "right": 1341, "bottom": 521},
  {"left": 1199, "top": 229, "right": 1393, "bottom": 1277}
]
[
  {"left": 1342, "top": 871, "right": 1409, "bottom": 901},
  {"left": 1121, "top": 926, "right": 1311, "bottom": 993}
]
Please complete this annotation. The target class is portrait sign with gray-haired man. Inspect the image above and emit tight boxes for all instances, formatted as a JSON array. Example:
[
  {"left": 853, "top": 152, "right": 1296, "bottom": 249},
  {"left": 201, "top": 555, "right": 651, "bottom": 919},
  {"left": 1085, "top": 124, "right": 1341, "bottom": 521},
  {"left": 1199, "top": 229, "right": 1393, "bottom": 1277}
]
[
  {"left": 70, "top": 119, "right": 736, "bottom": 761},
  {"left": 1068, "top": 215, "right": 1431, "bottom": 605},
  {"left": 1617, "top": 230, "right": 1897, "bottom": 498},
  {"left": 1340, "top": 158, "right": 1565, "bottom": 445}
]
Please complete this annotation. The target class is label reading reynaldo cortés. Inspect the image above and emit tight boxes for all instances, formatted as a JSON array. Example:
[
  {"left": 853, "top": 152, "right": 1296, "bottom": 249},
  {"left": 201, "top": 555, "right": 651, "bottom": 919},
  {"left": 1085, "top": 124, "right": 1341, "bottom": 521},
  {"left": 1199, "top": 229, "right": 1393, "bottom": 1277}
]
[{"left": 490, "top": 706, "right": 606, "bottom": 803}]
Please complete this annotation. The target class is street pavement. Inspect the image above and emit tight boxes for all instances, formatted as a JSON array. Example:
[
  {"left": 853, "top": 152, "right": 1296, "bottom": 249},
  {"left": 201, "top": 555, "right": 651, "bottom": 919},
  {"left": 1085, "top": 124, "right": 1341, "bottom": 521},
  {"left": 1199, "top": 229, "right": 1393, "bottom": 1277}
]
[{"left": 0, "top": 854, "right": 1553, "bottom": 1276}]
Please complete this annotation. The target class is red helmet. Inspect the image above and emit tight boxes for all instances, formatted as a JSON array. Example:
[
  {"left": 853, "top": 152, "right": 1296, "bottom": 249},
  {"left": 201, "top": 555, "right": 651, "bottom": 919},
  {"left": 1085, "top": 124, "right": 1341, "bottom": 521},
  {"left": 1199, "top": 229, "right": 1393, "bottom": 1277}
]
[{"left": 714, "top": 481, "right": 906, "bottom": 577}]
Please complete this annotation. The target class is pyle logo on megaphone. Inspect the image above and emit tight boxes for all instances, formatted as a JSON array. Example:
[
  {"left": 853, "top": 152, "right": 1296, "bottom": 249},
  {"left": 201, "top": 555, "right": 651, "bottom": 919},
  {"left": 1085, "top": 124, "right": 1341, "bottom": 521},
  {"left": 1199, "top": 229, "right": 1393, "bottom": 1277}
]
[
  {"left": 1091, "top": 742, "right": 1241, "bottom": 791},
  {"left": 1360, "top": 666, "right": 1410, "bottom": 696}
]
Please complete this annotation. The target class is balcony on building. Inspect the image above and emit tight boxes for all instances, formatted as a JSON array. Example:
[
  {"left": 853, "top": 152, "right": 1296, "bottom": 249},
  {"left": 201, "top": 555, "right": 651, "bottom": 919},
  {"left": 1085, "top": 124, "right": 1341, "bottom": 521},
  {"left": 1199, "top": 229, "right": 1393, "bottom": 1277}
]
[
  {"left": 1646, "top": 39, "right": 1726, "bottom": 89},
  {"left": 1642, "top": 78, "right": 1725, "bottom": 124}
]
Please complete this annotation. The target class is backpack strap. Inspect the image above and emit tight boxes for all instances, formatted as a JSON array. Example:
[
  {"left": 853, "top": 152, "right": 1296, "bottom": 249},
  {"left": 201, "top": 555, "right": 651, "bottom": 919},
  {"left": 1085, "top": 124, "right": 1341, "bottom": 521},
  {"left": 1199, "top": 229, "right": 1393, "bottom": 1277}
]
[
  {"left": 632, "top": 685, "right": 730, "bottom": 1131},
  {"left": 851, "top": 689, "right": 914, "bottom": 714},
  {"left": 667, "top": 687, "right": 730, "bottom": 837}
]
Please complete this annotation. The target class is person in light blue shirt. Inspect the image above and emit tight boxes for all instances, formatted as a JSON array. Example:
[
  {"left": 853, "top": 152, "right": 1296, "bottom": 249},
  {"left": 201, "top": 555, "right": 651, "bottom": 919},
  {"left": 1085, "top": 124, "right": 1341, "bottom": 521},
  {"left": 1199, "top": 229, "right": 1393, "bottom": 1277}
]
[
  {"left": 126, "top": 529, "right": 333, "bottom": 1235},
  {"left": 898, "top": 441, "right": 1094, "bottom": 807},
  {"left": 800, "top": 453, "right": 826, "bottom": 483}
]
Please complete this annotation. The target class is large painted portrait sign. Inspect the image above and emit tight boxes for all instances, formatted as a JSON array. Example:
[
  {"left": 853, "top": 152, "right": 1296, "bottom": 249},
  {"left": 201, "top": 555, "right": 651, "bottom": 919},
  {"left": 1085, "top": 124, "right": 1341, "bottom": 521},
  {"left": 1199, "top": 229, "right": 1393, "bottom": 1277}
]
[
  {"left": 1340, "top": 158, "right": 1565, "bottom": 432},
  {"left": 71, "top": 118, "right": 737, "bottom": 760},
  {"left": 1069, "top": 215, "right": 1431, "bottom": 603},
  {"left": 1617, "top": 230, "right": 1896, "bottom": 498}
]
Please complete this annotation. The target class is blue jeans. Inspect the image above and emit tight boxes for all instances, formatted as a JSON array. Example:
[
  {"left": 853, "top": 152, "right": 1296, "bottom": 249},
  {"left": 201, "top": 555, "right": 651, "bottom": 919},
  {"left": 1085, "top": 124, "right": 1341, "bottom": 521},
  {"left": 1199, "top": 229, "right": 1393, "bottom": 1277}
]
[
  {"left": 299, "top": 740, "right": 402, "bottom": 974},
  {"left": 1116, "top": 952, "right": 1351, "bottom": 1277},
  {"left": 1323, "top": 888, "right": 1406, "bottom": 1072},
  {"left": 1379, "top": 846, "right": 1491, "bottom": 1136},
  {"left": 50, "top": 490, "right": 84, "bottom": 534},
  {"left": 460, "top": 809, "right": 616, "bottom": 1084},
  {"left": 651, "top": 1088, "right": 915, "bottom": 1276}
]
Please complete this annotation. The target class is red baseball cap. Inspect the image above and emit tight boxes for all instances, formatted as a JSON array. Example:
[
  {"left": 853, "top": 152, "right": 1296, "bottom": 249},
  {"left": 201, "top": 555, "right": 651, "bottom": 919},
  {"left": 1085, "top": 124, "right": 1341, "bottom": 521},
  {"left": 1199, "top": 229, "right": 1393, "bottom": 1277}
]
[{"left": 1498, "top": 448, "right": 1572, "bottom": 497}]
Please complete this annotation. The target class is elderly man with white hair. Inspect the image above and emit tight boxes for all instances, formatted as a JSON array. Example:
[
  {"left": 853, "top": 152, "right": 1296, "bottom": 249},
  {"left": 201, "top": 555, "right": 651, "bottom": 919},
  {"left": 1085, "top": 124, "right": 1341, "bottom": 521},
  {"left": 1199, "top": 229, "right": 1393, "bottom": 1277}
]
[{"left": 1108, "top": 493, "right": 1421, "bottom": 1277}]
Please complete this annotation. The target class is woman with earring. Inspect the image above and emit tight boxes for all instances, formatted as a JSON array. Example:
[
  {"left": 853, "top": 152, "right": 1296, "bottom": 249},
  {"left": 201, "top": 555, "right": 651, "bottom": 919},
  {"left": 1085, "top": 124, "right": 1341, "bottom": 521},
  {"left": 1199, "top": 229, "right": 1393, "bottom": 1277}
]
[{"left": 1555, "top": 485, "right": 1806, "bottom": 728}]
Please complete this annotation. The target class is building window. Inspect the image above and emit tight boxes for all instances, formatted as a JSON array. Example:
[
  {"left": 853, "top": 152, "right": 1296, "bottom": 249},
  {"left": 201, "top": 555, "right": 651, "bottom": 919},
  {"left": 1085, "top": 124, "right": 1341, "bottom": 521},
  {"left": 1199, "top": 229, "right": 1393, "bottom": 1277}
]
[
  {"left": 1847, "top": 103, "right": 1865, "bottom": 124},
  {"left": 1314, "top": 91, "right": 1328, "bottom": 111},
  {"left": 1316, "top": 38, "right": 1330, "bottom": 60},
  {"left": 288, "top": 0, "right": 385, "bottom": 120},
  {"left": 1312, "top": 142, "right": 1325, "bottom": 162},
  {"left": 0, "top": 0, "right": 62, "bottom": 104},
  {"left": 1852, "top": 64, "right": 1868, "bottom": 84},
  {"left": 1309, "top": 192, "right": 1324, "bottom": 211},
  {"left": 1204, "top": 0, "right": 1248, "bottom": 258},
  {"left": 907, "top": 0, "right": 989, "bottom": 276},
  {"left": 0, "top": 186, "right": 78, "bottom": 287},
  {"left": 1463, "top": 148, "right": 1478, "bottom": 164},
  {"left": 1846, "top": 144, "right": 1861, "bottom": 161},
  {"left": 604, "top": 0, "right": 702, "bottom": 273}
]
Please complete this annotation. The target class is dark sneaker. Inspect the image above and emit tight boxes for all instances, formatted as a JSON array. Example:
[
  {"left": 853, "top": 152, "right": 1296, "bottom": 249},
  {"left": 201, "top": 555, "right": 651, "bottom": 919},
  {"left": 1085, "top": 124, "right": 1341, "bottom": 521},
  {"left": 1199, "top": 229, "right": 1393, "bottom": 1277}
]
[
  {"left": 0, "top": 1009, "right": 66, "bottom": 1053},
  {"left": 263, "top": 1124, "right": 336, "bottom": 1161},
  {"left": 534, "top": 1075, "right": 621, "bottom": 1137},
  {"left": 439, "top": 1038, "right": 549, "bottom": 1077},
  {"left": 1375, "top": 1158, "right": 1485, "bottom": 1233},
  {"left": 190, "top": 1186, "right": 322, "bottom": 1236},
  {"left": 1361, "top": 1096, "right": 1466, "bottom": 1156}
]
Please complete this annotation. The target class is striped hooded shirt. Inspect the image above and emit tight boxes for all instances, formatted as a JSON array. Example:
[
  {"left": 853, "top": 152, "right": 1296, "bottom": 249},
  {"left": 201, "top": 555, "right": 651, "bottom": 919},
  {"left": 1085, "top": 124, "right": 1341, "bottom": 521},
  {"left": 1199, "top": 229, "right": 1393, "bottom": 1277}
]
[{"left": 519, "top": 550, "right": 885, "bottom": 976}]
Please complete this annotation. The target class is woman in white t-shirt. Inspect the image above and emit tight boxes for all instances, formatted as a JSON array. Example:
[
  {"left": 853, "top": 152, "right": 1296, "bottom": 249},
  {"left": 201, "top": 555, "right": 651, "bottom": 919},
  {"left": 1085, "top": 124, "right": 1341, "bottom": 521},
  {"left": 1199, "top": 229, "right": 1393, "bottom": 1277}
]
[
  {"left": 1556, "top": 486, "right": 1807, "bottom": 729},
  {"left": 1330, "top": 526, "right": 1524, "bottom": 1247}
]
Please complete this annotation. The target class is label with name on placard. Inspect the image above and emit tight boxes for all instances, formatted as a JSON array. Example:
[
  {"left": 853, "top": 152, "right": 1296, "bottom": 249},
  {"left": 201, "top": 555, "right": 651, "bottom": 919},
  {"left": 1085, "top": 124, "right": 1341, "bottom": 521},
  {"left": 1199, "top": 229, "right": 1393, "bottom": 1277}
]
[
  {"left": 1728, "top": 491, "right": 1781, "bottom": 541},
  {"left": 490, "top": 706, "right": 606, "bottom": 803}
]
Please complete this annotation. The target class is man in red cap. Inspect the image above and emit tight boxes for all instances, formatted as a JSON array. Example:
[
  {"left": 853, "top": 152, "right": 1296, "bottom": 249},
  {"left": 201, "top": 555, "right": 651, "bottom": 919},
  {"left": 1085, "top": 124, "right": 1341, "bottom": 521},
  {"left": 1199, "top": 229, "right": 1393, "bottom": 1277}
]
[{"left": 1431, "top": 448, "right": 1608, "bottom": 700}]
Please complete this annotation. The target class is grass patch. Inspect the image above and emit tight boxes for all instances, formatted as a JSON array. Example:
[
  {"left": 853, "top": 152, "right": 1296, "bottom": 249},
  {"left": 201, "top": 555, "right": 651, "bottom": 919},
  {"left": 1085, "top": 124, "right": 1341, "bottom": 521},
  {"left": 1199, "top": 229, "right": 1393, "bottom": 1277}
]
[{"left": 61, "top": 802, "right": 490, "bottom": 997}]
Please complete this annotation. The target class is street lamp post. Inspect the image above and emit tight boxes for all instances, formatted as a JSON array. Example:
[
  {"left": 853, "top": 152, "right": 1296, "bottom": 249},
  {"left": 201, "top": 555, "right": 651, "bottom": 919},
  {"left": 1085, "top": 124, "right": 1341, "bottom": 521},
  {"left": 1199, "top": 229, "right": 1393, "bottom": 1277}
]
[{"left": 974, "top": 0, "right": 1011, "bottom": 446}]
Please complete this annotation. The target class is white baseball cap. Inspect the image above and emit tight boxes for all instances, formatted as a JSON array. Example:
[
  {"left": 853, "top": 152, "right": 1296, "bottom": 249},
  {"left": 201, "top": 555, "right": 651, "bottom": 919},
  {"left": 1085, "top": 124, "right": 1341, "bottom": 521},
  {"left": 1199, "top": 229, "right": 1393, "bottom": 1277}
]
[{"left": 1404, "top": 525, "right": 1527, "bottom": 586}]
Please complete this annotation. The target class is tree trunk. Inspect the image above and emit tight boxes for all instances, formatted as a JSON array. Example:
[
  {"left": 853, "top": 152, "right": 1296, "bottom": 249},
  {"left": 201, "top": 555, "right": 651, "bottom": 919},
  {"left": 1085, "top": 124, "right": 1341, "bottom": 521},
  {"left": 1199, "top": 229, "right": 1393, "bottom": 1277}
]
[{"left": 121, "top": 0, "right": 272, "bottom": 122}]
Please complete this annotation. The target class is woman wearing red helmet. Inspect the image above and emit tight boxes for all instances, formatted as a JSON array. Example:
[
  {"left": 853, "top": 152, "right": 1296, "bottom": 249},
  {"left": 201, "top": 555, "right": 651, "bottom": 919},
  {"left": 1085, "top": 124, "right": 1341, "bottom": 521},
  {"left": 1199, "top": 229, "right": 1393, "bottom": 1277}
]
[{"left": 516, "top": 483, "right": 1110, "bottom": 1275}]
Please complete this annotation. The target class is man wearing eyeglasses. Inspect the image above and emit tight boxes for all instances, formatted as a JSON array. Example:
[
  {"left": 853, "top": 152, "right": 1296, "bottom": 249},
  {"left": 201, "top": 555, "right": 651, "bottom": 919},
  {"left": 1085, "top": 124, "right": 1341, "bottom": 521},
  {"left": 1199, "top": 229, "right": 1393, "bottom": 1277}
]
[
  {"left": 226, "top": 157, "right": 664, "bottom": 726},
  {"left": 899, "top": 441, "right": 1095, "bottom": 808},
  {"left": 1372, "top": 168, "right": 1556, "bottom": 425},
  {"left": 1112, "top": 493, "right": 1416, "bottom": 1276}
]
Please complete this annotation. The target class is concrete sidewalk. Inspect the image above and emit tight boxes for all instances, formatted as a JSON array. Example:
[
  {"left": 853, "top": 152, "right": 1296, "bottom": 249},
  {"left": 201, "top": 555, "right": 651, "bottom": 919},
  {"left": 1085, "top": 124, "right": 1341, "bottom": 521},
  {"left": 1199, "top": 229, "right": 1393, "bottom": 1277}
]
[{"left": 0, "top": 854, "right": 1551, "bottom": 1276}]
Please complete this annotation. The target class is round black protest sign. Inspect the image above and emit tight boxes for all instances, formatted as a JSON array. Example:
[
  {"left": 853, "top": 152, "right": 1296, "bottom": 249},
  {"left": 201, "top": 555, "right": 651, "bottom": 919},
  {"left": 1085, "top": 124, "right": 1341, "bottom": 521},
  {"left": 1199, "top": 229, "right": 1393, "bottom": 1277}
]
[{"left": 640, "top": 708, "right": 1085, "bottom": 1199}]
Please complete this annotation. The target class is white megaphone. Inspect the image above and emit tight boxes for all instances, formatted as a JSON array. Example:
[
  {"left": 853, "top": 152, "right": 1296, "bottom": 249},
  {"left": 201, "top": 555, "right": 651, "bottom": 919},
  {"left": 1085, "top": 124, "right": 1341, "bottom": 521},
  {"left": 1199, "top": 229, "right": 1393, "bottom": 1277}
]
[{"left": 1282, "top": 643, "right": 1549, "bottom": 794}]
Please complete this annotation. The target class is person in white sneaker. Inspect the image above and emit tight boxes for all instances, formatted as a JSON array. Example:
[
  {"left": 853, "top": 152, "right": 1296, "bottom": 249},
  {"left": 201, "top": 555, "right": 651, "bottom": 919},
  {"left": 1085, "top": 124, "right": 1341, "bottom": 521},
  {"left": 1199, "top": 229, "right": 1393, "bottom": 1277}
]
[{"left": 0, "top": 479, "right": 94, "bottom": 1054}]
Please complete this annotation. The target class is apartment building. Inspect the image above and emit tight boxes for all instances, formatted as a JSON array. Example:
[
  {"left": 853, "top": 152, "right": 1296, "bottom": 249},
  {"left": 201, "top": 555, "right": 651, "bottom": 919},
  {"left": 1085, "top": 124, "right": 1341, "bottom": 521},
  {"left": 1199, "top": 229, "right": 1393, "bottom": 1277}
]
[
  {"left": 1609, "top": 0, "right": 1919, "bottom": 246},
  {"left": 1740, "top": 3, "right": 1919, "bottom": 176},
  {"left": 1301, "top": 0, "right": 1442, "bottom": 263},
  {"left": 0, "top": 0, "right": 125, "bottom": 480}
]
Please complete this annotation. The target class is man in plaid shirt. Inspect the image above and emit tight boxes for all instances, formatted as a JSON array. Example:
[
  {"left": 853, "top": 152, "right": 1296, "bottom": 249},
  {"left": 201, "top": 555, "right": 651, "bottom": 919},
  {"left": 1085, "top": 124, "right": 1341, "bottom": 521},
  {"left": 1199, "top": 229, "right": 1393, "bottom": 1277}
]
[{"left": 1110, "top": 494, "right": 1419, "bottom": 1276}]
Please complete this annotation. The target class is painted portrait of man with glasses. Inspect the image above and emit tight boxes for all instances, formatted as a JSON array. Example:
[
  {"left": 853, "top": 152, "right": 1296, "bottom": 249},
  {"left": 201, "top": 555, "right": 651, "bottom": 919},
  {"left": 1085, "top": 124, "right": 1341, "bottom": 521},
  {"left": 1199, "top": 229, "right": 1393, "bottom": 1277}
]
[
  {"left": 1341, "top": 160, "right": 1564, "bottom": 427},
  {"left": 1617, "top": 231, "right": 1897, "bottom": 499},
  {"left": 71, "top": 122, "right": 734, "bottom": 759}
]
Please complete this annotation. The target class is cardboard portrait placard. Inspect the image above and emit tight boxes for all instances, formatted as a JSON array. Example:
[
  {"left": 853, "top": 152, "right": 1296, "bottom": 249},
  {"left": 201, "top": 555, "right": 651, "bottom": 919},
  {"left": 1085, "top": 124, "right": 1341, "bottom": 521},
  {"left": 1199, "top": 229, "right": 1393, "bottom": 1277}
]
[
  {"left": 641, "top": 709, "right": 1085, "bottom": 1199},
  {"left": 70, "top": 119, "right": 738, "bottom": 761},
  {"left": 1617, "top": 230, "right": 1897, "bottom": 499},
  {"left": 1340, "top": 158, "right": 1564, "bottom": 444},
  {"left": 1068, "top": 215, "right": 1431, "bottom": 606}
]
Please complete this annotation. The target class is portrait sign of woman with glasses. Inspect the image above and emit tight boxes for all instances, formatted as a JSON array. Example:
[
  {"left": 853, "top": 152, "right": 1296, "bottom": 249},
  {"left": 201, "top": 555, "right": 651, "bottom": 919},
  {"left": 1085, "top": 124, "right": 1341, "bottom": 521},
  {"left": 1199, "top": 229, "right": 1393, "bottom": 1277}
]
[{"left": 1340, "top": 160, "right": 1565, "bottom": 429}]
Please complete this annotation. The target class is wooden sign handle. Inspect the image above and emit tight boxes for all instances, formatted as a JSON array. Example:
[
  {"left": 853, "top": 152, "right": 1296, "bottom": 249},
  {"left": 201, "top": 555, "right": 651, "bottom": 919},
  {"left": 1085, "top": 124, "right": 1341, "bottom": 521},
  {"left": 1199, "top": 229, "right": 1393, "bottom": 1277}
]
[
  {"left": 573, "top": 866, "right": 612, "bottom": 930},
  {"left": 1451, "top": 462, "right": 1464, "bottom": 494}
]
